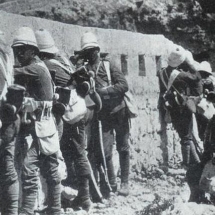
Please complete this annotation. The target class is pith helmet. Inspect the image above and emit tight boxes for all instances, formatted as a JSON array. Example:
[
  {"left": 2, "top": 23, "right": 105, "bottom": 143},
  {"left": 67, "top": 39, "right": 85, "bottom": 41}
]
[
  {"left": 80, "top": 32, "right": 100, "bottom": 51},
  {"left": 168, "top": 44, "right": 186, "bottom": 68},
  {"left": 198, "top": 61, "right": 212, "bottom": 75},
  {"left": 12, "top": 27, "right": 38, "bottom": 48},
  {"left": 35, "top": 29, "right": 59, "bottom": 54},
  {"left": 185, "top": 50, "right": 194, "bottom": 66}
]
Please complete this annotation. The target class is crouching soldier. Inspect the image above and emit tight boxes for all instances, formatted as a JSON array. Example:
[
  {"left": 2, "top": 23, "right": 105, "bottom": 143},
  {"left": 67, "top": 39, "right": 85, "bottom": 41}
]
[{"left": 11, "top": 27, "right": 61, "bottom": 215}]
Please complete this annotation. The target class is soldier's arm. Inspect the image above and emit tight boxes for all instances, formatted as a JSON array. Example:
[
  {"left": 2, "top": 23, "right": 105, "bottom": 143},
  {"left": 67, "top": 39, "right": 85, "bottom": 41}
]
[
  {"left": 14, "top": 66, "right": 38, "bottom": 77},
  {"left": 177, "top": 71, "right": 201, "bottom": 83},
  {"left": 14, "top": 66, "right": 38, "bottom": 86},
  {"left": 106, "top": 62, "right": 129, "bottom": 97}
]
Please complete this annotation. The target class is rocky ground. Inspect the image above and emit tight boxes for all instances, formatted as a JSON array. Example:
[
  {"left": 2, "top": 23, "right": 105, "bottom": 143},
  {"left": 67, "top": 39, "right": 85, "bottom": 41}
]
[{"left": 58, "top": 167, "right": 215, "bottom": 215}]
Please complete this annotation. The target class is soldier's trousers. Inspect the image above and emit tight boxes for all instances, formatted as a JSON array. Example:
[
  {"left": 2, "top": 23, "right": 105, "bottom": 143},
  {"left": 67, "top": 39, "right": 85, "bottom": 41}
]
[
  {"left": 170, "top": 106, "right": 201, "bottom": 165},
  {"left": 61, "top": 119, "right": 91, "bottom": 181},
  {"left": 87, "top": 107, "right": 130, "bottom": 187},
  {"left": 0, "top": 118, "right": 20, "bottom": 215},
  {"left": 20, "top": 138, "right": 61, "bottom": 215}
]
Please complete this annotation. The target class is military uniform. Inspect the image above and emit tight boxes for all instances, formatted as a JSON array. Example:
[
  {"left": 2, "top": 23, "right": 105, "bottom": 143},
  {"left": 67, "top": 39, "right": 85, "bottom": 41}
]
[
  {"left": 86, "top": 58, "right": 130, "bottom": 196},
  {"left": 0, "top": 84, "right": 25, "bottom": 215},
  {"left": 14, "top": 56, "right": 61, "bottom": 215},
  {"left": 43, "top": 54, "right": 91, "bottom": 180},
  {"left": 0, "top": 31, "right": 24, "bottom": 214},
  {"left": 158, "top": 65, "right": 202, "bottom": 166}
]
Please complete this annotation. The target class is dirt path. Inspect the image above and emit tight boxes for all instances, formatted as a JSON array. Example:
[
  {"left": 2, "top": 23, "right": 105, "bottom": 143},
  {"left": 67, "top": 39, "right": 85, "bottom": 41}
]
[
  {"left": 60, "top": 168, "right": 188, "bottom": 215},
  {"left": 59, "top": 167, "right": 215, "bottom": 215}
]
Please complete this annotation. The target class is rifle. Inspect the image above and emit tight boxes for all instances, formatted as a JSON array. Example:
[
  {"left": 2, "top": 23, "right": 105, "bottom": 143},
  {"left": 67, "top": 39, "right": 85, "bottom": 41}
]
[{"left": 97, "top": 120, "right": 112, "bottom": 195}]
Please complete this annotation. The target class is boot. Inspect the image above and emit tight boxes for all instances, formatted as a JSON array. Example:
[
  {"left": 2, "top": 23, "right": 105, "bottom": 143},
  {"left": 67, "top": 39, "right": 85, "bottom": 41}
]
[
  {"left": 118, "top": 151, "right": 130, "bottom": 196},
  {"left": 181, "top": 142, "right": 191, "bottom": 167},
  {"left": 118, "top": 182, "right": 129, "bottom": 197},
  {"left": 188, "top": 185, "right": 205, "bottom": 203},
  {"left": 70, "top": 176, "right": 91, "bottom": 211}
]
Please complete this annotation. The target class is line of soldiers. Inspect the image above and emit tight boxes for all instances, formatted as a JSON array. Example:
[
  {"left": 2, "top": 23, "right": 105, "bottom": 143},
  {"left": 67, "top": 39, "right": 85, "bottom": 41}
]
[
  {"left": 0, "top": 27, "right": 131, "bottom": 215},
  {"left": 158, "top": 44, "right": 215, "bottom": 203}
]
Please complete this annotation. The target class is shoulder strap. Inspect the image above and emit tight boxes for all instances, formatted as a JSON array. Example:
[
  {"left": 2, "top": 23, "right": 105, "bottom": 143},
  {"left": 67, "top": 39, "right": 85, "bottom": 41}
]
[
  {"left": 158, "top": 68, "right": 168, "bottom": 89},
  {"left": 167, "top": 69, "right": 180, "bottom": 91},
  {"left": 103, "top": 60, "right": 111, "bottom": 86},
  {"left": 159, "top": 68, "right": 180, "bottom": 92},
  {"left": 49, "top": 59, "right": 74, "bottom": 75}
]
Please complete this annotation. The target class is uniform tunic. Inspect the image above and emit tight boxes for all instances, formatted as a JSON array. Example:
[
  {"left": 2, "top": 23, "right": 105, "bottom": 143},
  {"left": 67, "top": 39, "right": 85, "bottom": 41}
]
[
  {"left": 86, "top": 58, "right": 130, "bottom": 189},
  {"left": 14, "top": 56, "right": 61, "bottom": 215},
  {"left": 44, "top": 55, "right": 91, "bottom": 180}
]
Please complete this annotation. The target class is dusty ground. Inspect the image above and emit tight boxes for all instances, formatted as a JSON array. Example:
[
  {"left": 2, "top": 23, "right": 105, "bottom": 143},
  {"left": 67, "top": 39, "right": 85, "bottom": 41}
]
[{"left": 58, "top": 167, "right": 215, "bottom": 215}]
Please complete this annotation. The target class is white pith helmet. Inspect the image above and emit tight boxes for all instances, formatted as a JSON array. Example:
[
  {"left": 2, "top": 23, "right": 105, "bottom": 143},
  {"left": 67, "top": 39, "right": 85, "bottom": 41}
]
[
  {"left": 168, "top": 44, "right": 186, "bottom": 68},
  {"left": 198, "top": 61, "right": 212, "bottom": 75},
  {"left": 35, "top": 29, "right": 59, "bottom": 54},
  {"left": 12, "top": 27, "right": 38, "bottom": 49},
  {"left": 80, "top": 32, "right": 100, "bottom": 51},
  {"left": 185, "top": 50, "right": 194, "bottom": 66}
]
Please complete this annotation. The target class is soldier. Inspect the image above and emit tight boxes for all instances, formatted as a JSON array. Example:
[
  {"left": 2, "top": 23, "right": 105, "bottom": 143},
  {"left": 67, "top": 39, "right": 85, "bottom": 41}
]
[
  {"left": 11, "top": 27, "right": 61, "bottom": 215},
  {"left": 80, "top": 32, "right": 130, "bottom": 197},
  {"left": 158, "top": 44, "right": 203, "bottom": 202},
  {"left": 35, "top": 29, "right": 92, "bottom": 211},
  {"left": 196, "top": 61, "right": 214, "bottom": 141},
  {"left": 0, "top": 31, "right": 25, "bottom": 215}
]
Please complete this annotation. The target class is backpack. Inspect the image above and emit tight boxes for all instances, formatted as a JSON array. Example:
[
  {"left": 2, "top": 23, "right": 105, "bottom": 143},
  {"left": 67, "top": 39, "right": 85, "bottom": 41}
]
[{"left": 103, "top": 60, "right": 138, "bottom": 118}]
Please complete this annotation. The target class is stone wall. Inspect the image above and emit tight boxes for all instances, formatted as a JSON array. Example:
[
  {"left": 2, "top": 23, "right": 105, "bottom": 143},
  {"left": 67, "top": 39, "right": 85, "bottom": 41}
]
[{"left": 0, "top": 11, "right": 181, "bottom": 170}]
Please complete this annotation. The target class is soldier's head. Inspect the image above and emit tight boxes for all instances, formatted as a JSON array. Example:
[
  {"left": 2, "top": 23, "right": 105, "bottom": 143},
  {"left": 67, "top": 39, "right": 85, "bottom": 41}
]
[
  {"left": 198, "top": 61, "right": 212, "bottom": 79},
  {"left": 12, "top": 27, "right": 39, "bottom": 66},
  {"left": 35, "top": 28, "right": 59, "bottom": 60},
  {"left": 168, "top": 44, "right": 200, "bottom": 73},
  {"left": 80, "top": 32, "right": 100, "bottom": 63}
]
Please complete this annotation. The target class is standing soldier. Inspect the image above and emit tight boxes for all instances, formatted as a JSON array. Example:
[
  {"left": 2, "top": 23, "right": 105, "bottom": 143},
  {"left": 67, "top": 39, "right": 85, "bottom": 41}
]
[
  {"left": 0, "top": 31, "right": 25, "bottom": 215},
  {"left": 11, "top": 27, "right": 61, "bottom": 215},
  {"left": 80, "top": 32, "right": 130, "bottom": 197},
  {"left": 35, "top": 29, "right": 92, "bottom": 211}
]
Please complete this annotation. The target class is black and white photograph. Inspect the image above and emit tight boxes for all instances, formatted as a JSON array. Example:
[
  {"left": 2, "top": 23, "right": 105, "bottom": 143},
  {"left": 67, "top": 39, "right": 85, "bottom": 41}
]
[{"left": 0, "top": 0, "right": 215, "bottom": 214}]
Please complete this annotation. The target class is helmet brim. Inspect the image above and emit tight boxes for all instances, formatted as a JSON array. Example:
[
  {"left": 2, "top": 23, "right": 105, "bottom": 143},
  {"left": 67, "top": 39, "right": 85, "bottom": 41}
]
[{"left": 39, "top": 46, "right": 59, "bottom": 54}]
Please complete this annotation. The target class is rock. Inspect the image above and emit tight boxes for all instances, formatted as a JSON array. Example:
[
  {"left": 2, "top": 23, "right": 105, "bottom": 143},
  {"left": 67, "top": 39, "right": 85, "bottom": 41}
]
[
  {"left": 143, "top": 188, "right": 151, "bottom": 194},
  {"left": 65, "top": 207, "right": 74, "bottom": 214},
  {"left": 160, "top": 174, "right": 168, "bottom": 180},
  {"left": 61, "top": 186, "right": 78, "bottom": 200},
  {"left": 94, "top": 202, "right": 106, "bottom": 209},
  {"left": 167, "top": 168, "right": 186, "bottom": 176},
  {"left": 155, "top": 168, "right": 165, "bottom": 176},
  {"left": 73, "top": 210, "right": 88, "bottom": 215}
]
